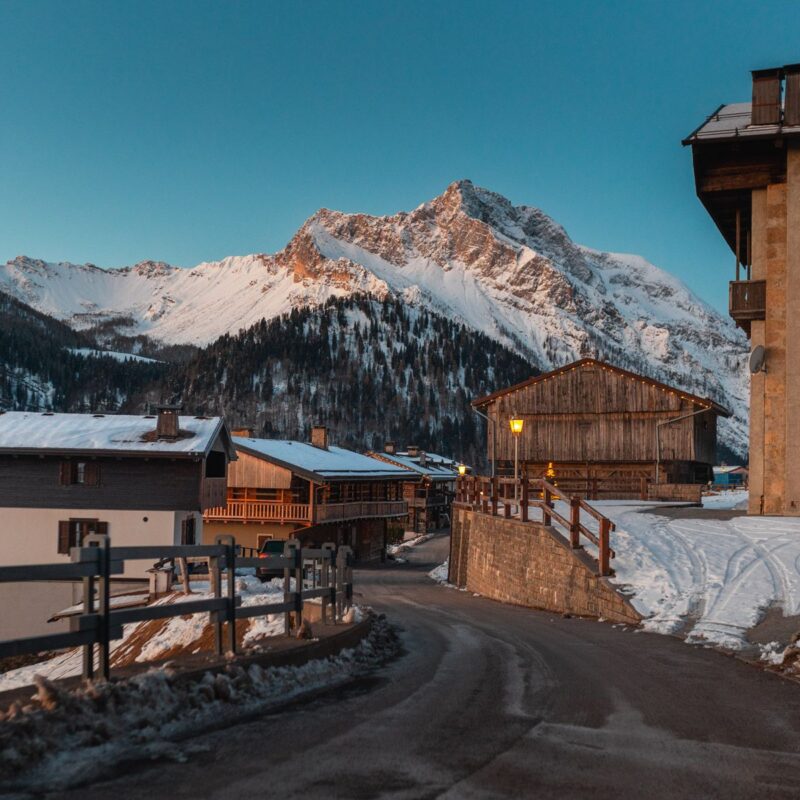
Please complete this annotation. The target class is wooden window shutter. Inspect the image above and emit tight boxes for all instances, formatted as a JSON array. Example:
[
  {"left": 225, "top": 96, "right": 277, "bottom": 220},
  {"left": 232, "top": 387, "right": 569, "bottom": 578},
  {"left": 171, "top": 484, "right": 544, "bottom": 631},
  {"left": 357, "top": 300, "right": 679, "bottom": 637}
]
[
  {"left": 85, "top": 462, "right": 101, "bottom": 486},
  {"left": 58, "top": 521, "right": 71, "bottom": 554},
  {"left": 59, "top": 462, "right": 73, "bottom": 486}
]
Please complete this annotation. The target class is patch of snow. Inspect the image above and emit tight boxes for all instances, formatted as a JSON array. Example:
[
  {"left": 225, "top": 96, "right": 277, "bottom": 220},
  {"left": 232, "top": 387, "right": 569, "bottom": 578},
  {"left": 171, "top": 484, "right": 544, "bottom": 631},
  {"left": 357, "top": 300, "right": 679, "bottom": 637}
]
[
  {"left": 68, "top": 348, "right": 161, "bottom": 364},
  {"left": 701, "top": 489, "right": 749, "bottom": 511},
  {"left": 0, "top": 615, "right": 399, "bottom": 793}
]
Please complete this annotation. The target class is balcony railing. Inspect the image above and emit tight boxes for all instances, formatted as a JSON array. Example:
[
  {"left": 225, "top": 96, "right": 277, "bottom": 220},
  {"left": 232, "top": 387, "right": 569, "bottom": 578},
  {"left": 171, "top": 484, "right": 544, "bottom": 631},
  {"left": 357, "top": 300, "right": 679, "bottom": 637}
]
[
  {"left": 204, "top": 499, "right": 407, "bottom": 525},
  {"left": 729, "top": 279, "right": 766, "bottom": 335},
  {"left": 315, "top": 501, "right": 407, "bottom": 522}
]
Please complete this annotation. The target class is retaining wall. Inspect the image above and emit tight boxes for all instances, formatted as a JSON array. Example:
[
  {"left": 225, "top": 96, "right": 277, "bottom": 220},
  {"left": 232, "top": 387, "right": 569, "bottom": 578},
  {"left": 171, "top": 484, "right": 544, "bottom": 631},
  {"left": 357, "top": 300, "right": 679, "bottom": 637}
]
[{"left": 449, "top": 507, "right": 641, "bottom": 624}]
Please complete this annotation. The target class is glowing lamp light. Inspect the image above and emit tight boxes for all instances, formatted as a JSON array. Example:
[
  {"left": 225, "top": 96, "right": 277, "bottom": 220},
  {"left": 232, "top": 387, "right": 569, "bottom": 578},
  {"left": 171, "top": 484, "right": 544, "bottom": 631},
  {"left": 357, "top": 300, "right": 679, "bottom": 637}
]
[
  {"left": 458, "top": 463, "right": 467, "bottom": 476},
  {"left": 509, "top": 417, "right": 524, "bottom": 435}
]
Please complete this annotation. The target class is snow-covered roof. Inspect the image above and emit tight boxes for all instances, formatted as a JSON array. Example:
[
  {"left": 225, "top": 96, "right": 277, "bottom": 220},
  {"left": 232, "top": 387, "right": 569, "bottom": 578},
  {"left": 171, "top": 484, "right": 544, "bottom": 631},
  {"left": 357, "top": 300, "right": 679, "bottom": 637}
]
[
  {"left": 0, "top": 411, "right": 230, "bottom": 458},
  {"left": 713, "top": 465, "right": 748, "bottom": 474},
  {"left": 368, "top": 451, "right": 461, "bottom": 481},
  {"left": 683, "top": 102, "right": 800, "bottom": 143},
  {"left": 233, "top": 437, "right": 411, "bottom": 482}
]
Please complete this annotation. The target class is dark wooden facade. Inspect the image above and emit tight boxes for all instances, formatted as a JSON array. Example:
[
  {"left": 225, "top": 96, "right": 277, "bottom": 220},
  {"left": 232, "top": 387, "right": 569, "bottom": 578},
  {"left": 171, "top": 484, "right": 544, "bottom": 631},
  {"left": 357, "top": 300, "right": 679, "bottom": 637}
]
[{"left": 474, "top": 359, "right": 729, "bottom": 497}]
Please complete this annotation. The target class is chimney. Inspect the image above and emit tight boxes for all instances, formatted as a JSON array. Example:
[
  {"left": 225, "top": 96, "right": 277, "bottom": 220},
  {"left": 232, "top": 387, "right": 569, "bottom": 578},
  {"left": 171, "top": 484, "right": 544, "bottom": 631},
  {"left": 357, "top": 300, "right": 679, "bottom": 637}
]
[
  {"left": 419, "top": 452, "right": 427, "bottom": 467},
  {"left": 232, "top": 426, "right": 254, "bottom": 438},
  {"left": 407, "top": 445, "right": 419, "bottom": 458},
  {"left": 384, "top": 441, "right": 396, "bottom": 455},
  {"left": 156, "top": 405, "right": 181, "bottom": 440},
  {"left": 785, "top": 64, "right": 800, "bottom": 126},
  {"left": 751, "top": 67, "right": 782, "bottom": 125},
  {"left": 311, "top": 426, "right": 329, "bottom": 450}
]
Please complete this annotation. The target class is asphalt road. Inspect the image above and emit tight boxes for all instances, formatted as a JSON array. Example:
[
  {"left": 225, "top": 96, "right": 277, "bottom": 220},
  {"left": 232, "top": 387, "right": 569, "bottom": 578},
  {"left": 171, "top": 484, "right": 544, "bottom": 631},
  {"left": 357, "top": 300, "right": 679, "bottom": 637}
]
[{"left": 65, "top": 535, "right": 800, "bottom": 799}]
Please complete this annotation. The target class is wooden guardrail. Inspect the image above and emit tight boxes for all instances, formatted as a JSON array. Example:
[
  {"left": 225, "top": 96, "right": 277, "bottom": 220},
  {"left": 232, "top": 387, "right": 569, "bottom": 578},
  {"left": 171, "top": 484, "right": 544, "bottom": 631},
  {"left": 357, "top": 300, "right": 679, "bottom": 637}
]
[
  {"left": 0, "top": 535, "right": 354, "bottom": 682},
  {"left": 454, "top": 475, "right": 616, "bottom": 576}
]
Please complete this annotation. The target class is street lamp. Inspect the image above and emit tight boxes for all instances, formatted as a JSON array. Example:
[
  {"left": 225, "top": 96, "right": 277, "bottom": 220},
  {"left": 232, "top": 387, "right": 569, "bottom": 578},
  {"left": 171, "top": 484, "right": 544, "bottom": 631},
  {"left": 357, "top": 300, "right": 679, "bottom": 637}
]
[
  {"left": 457, "top": 463, "right": 467, "bottom": 476},
  {"left": 509, "top": 415, "right": 524, "bottom": 503}
]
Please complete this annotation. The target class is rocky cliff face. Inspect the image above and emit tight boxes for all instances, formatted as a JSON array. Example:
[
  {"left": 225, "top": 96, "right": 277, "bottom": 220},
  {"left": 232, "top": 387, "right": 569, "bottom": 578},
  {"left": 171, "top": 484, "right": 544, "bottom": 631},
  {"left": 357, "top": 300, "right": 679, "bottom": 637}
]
[{"left": 0, "top": 180, "right": 749, "bottom": 455}]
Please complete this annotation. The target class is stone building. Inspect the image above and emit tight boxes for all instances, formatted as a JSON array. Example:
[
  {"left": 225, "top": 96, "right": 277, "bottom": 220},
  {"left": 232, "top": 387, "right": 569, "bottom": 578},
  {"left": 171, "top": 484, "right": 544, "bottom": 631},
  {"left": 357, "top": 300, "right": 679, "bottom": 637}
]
[{"left": 683, "top": 64, "right": 800, "bottom": 515}]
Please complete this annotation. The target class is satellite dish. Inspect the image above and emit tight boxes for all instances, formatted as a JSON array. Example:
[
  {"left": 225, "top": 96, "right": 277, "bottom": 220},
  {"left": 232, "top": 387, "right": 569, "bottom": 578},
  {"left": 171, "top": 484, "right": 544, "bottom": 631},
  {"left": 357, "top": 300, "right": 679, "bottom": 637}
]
[{"left": 750, "top": 345, "right": 767, "bottom": 374}]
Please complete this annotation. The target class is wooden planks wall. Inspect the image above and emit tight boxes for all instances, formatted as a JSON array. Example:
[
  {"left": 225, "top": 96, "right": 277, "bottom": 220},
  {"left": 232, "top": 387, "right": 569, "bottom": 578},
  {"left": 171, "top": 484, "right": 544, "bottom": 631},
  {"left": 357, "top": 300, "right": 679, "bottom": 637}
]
[
  {"left": 227, "top": 451, "right": 293, "bottom": 489},
  {"left": 487, "top": 364, "right": 717, "bottom": 464}
]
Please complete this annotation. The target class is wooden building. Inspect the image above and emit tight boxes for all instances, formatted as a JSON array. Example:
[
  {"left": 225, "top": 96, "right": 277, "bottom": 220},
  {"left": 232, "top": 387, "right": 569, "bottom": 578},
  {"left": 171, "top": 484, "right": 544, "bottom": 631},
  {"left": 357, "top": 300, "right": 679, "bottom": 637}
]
[
  {"left": 473, "top": 359, "right": 729, "bottom": 499},
  {"left": 0, "top": 408, "right": 235, "bottom": 638},
  {"left": 368, "top": 444, "right": 461, "bottom": 533},
  {"left": 683, "top": 65, "right": 800, "bottom": 515},
  {"left": 203, "top": 426, "right": 409, "bottom": 560}
]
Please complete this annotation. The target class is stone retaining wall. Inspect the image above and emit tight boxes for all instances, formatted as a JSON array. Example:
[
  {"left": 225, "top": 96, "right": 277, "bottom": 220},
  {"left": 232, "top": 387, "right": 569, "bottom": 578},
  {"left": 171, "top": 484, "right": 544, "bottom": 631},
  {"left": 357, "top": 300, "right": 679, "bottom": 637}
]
[
  {"left": 449, "top": 507, "right": 641, "bottom": 625},
  {"left": 647, "top": 483, "right": 703, "bottom": 503}
]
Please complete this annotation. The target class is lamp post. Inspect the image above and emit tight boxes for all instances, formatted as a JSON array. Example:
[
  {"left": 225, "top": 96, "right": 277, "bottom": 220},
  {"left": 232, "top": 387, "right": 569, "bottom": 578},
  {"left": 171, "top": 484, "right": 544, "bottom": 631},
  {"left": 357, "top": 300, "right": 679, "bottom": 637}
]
[
  {"left": 509, "top": 415, "right": 524, "bottom": 504},
  {"left": 457, "top": 463, "right": 467, "bottom": 476}
]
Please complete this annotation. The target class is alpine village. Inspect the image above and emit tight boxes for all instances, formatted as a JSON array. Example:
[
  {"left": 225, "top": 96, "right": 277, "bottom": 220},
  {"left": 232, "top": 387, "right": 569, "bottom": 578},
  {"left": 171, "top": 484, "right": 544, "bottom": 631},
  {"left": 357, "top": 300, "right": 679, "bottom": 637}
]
[{"left": 3, "top": 6, "right": 800, "bottom": 796}]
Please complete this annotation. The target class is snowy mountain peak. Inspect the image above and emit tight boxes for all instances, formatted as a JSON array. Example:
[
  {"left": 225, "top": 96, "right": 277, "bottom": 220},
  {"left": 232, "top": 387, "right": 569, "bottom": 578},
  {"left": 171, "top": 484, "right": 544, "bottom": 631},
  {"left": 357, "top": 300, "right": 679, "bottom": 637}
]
[{"left": 0, "top": 182, "right": 750, "bottom": 455}]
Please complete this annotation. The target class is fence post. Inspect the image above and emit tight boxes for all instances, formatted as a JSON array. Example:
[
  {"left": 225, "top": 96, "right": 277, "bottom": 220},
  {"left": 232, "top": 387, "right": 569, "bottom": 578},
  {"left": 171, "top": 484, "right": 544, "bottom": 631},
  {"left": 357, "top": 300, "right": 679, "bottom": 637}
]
[
  {"left": 81, "top": 562, "right": 95, "bottom": 680},
  {"left": 210, "top": 545, "right": 224, "bottom": 655},
  {"left": 491, "top": 476, "right": 498, "bottom": 516},
  {"left": 283, "top": 539, "right": 300, "bottom": 634},
  {"left": 215, "top": 534, "right": 237, "bottom": 655},
  {"left": 543, "top": 485, "right": 552, "bottom": 526},
  {"left": 520, "top": 476, "right": 529, "bottom": 522},
  {"left": 599, "top": 518, "right": 611, "bottom": 576},
  {"left": 321, "top": 542, "right": 335, "bottom": 624},
  {"left": 83, "top": 533, "right": 111, "bottom": 680},
  {"left": 570, "top": 496, "right": 581, "bottom": 549}
]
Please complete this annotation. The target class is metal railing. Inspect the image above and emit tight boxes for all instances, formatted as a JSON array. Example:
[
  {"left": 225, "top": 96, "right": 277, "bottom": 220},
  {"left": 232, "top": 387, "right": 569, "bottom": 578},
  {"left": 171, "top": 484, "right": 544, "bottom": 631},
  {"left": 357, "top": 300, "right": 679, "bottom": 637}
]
[
  {"left": 455, "top": 475, "right": 616, "bottom": 576},
  {"left": 0, "top": 535, "right": 354, "bottom": 682}
]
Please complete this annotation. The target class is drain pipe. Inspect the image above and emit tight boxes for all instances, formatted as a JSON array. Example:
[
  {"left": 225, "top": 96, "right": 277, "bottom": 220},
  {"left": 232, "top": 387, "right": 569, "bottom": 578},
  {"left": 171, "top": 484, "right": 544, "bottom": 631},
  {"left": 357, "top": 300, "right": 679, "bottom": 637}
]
[
  {"left": 472, "top": 407, "right": 497, "bottom": 478},
  {"left": 656, "top": 406, "right": 711, "bottom": 484}
]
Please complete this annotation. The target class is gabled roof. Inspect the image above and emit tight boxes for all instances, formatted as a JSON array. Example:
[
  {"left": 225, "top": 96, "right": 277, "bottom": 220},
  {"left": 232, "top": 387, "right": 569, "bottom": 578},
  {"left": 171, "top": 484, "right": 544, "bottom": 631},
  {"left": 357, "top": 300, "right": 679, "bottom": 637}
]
[
  {"left": 0, "top": 411, "right": 235, "bottom": 458},
  {"left": 367, "top": 451, "right": 461, "bottom": 481},
  {"left": 232, "top": 437, "right": 411, "bottom": 482},
  {"left": 472, "top": 358, "right": 731, "bottom": 417}
]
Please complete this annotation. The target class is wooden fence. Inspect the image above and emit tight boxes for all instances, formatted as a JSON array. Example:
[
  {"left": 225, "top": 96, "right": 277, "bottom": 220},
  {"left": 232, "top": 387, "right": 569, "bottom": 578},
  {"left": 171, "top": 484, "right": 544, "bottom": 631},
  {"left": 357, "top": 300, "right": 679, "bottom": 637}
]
[
  {"left": 0, "top": 534, "right": 354, "bottom": 682},
  {"left": 455, "top": 475, "right": 616, "bottom": 576}
]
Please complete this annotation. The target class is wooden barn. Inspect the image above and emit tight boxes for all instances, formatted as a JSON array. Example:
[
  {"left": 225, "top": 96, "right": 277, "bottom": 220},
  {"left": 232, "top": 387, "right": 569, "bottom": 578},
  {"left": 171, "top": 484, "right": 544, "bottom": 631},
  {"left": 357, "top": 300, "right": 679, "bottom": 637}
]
[{"left": 473, "top": 359, "right": 730, "bottom": 500}]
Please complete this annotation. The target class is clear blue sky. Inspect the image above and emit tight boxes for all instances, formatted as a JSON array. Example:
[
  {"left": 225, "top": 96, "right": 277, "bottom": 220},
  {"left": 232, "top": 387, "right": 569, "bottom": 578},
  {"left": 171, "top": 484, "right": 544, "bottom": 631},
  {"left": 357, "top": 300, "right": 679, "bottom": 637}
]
[{"left": 1, "top": 1, "right": 799, "bottom": 312}]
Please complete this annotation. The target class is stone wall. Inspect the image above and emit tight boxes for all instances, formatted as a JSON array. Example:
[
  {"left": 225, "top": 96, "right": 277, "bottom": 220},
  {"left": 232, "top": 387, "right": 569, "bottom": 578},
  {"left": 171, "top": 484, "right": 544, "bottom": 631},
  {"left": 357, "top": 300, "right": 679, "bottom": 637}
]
[{"left": 449, "top": 507, "right": 641, "bottom": 625}]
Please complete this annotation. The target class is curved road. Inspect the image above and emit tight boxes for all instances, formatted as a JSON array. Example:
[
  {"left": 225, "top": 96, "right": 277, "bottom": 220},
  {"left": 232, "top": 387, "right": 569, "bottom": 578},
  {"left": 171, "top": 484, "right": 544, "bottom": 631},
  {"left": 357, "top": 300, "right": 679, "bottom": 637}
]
[{"left": 69, "top": 535, "right": 800, "bottom": 799}]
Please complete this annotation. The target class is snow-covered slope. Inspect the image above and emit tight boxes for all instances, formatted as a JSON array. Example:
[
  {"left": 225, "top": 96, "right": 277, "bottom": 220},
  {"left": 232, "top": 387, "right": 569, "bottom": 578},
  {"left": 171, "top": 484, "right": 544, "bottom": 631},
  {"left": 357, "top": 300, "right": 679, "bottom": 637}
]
[{"left": 0, "top": 180, "right": 749, "bottom": 454}]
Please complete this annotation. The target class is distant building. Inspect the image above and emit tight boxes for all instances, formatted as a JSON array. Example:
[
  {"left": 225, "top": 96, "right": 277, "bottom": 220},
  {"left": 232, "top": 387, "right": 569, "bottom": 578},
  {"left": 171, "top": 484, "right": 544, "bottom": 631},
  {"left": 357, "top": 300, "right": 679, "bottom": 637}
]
[
  {"left": 713, "top": 466, "right": 749, "bottom": 489},
  {"left": 683, "top": 65, "right": 800, "bottom": 515},
  {"left": 473, "top": 359, "right": 729, "bottom": 501},
  {"left": 0, "top": 408, "right": 235, "bottom": 638},
  {"left": 203, "top": 426, "right": 408, "bottom": 561},
  {"left": 368, "top": 444, "right": 462, "bottom": 533}
]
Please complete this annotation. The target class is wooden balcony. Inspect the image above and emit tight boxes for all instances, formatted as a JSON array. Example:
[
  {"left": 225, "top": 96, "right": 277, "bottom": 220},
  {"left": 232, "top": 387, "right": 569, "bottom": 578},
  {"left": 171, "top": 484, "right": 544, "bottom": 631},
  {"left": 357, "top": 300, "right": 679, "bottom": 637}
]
[
  {"left": 204, "top": 499, "right": 407, "bottom": 525},
  {"left": 315, "top": 500, "right": 407, "bottom": 523},
  {"left": 729, "top": 279, "right": 766, "bottom": 336}
]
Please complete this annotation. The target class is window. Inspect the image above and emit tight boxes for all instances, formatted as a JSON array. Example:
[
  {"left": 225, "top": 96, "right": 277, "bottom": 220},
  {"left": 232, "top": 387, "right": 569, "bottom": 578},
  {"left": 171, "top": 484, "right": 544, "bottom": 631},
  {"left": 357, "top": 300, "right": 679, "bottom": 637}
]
[
  {"left": 57, "top": 519, "right": 107, "bottom": 554},
  {"left": 257, "top": 534, "right": 274, "bottom": 548},
  {"left": 59, "top": 461, "right": 100, "bottom": 486},
  {"left": 205, "top": 450, "right": 227, "bottom": 478},
  {"left": 181, "top": 516, "right": 196, "bottom": 545}
]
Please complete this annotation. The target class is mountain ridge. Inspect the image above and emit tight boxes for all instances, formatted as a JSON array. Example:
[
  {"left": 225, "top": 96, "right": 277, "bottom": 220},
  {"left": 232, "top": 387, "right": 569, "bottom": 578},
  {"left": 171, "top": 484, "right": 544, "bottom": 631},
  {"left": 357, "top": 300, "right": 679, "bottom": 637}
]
[{"left": 0, "top": 180, "right": 750, "bottom": 456}]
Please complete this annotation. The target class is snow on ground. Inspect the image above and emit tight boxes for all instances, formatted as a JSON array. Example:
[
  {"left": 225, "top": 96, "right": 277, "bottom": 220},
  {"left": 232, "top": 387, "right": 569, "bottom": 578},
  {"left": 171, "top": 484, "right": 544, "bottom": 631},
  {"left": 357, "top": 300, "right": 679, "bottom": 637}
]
[
  {"left": 598, "top": 499, "right": 800, "bottom": 650},
  {"left": 0, "top": 576, "right": 286, "bottom": 692},
  {"left": 701, "top": 489, "right": 749, "bottom": 511},
  {"left": 0, "top": 615, "right": 398, "bottom": 794},
  {"left": 428, "top": 561, "right": 450, "bottom": 584},
  {"left": 387, "top": 533, "right": 433, "bottom": 556}
]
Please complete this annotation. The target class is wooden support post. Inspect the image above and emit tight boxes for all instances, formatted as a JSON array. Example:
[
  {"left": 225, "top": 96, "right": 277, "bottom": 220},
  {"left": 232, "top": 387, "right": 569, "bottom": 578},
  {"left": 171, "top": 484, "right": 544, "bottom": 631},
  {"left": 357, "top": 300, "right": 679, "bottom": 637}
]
[
  {"left": 321, "top": 543, "right": 335, "bottom": 624},
  {"left": 570, "top": 496, "right": 581, "bottom": 549},
  {"left": 211, "top": 551, "right": 224, "bottom": 654},
  {"left": 640, "top": 477, "right": 648, "bottom": 501},
  {"left": 591, "top": 477, "right": 598, "bottom": 501},
  {"left": 599, "top": 518, "right": 611, "bottom": 576},
  {"left": 82, "top": 570, "right": 95, "bottom": 680},
  {"left": 491, "top": 476, "right": 498, "bottom": 516},
  {"left": 283, "top": 539, "right": 299, "bottom": 634},
  {"left": 521, "top": 477, "right": 529, "bottom": 522},
  {"left": 543, "top": 486, "right": 552, "bottom": 526},
  {"left": 84, "top": 533, "right": 111, "bottom": 680},
  {"left": 503, "top": 501, "right": 511, "bottom": 518}
]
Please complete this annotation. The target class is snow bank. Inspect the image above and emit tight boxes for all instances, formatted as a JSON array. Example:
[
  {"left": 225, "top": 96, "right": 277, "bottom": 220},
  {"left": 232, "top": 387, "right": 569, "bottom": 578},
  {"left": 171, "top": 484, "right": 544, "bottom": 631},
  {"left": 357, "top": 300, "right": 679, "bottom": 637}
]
[
  {"left": 605, "top": 503, "right": 800, "bottom": 650},
  {"left": 387, "top": 533, "right": 433, "bottom": 556},
  {"left": 428, "top": 561, "right": 451, "bottom": 584},
  {"left": 0, "top": 615, "right": 398, "bottom": 793}
]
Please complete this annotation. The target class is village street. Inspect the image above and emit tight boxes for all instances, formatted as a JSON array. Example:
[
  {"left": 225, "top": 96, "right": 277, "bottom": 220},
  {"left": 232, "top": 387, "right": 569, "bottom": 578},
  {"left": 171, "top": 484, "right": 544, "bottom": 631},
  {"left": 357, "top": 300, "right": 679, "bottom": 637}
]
[{"left": 59, "top": 534, "right": 800, "bottom": 800}]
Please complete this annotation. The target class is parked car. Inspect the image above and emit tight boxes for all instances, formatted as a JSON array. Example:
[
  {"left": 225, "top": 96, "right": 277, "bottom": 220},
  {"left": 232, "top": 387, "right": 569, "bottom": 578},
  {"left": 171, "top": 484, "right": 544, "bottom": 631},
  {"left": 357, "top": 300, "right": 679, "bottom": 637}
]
[{"left": 256, "top": 539, "right": 286, "bottom": 582}]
